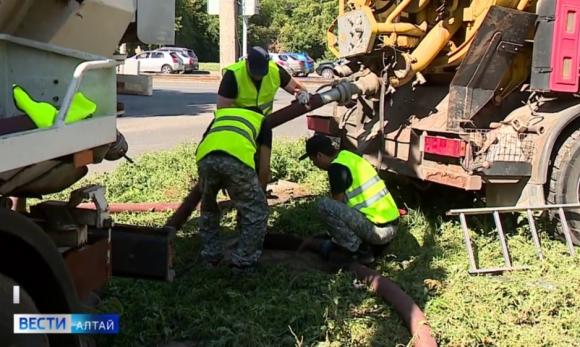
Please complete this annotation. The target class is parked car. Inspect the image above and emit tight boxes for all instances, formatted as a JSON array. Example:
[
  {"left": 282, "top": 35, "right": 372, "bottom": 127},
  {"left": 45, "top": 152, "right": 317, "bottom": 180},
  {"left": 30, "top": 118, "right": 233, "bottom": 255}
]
[
  {"left": 157, "top": 47, "right": 199, "bottom": 71},
  {"left": 270, "top": 53, "right": 305, "bottom": 77},
  {"left": 316, "top": 60, "right": 338, "bottom": 79},
  {"left": 289, "top": 52, "right": 315, "bottom": 77},
  {"left": 126, "top": 50, "right": 184, "bottom": 74}
]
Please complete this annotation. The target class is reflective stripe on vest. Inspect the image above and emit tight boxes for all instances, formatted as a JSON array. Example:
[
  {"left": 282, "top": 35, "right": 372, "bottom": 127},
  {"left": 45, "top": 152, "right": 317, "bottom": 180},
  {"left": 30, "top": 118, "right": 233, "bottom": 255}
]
[
  {"left": 212, "top": 115, "right": 259, "bottom": 139},
  {"left": 332, "top": 150, "right": 400, "bottom": 224},
  {"left": 225, "top": 61, "right": 281, "bottom": 115},
  {"left": 195, "top": 107, "right": 264, "bottom": 169}
]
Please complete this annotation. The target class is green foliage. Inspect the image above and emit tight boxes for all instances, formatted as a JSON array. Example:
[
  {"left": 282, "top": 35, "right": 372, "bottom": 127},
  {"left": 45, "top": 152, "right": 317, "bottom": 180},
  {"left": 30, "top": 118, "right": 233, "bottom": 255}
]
[
  {"left": 249, "top": 0, "right": 338, "bottom": 59},
  {"left": 51, "top": 140, "right": 325, "bottom": 203},
  {"left": 171, "top": 0, "right": 338, "bottom": 61},
  {"left": 58, "top": 141, "right": 579, "bottom": 347},
  {"left": 175, "top": 0, "right": 220, "bottom": 62}
]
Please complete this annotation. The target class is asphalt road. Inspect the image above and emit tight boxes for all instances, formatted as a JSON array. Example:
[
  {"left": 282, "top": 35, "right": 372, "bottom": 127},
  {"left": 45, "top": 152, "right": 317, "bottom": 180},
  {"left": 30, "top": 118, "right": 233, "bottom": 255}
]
[{"left": 91, "top": 79, "right": 335, "bottom": 173}]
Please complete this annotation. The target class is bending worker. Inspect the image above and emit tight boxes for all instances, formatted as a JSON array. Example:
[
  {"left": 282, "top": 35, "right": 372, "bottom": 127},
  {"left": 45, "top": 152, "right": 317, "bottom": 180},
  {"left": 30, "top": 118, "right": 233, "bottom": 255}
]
[
  {"left": 195, "top": 106, "right": 272, "bottom": 272},
  {"left": 217, "top": 46, "right": 310, "bottom": 114},
  {"left": 299, "top": 134, "right": 400, "bottom": 263}
]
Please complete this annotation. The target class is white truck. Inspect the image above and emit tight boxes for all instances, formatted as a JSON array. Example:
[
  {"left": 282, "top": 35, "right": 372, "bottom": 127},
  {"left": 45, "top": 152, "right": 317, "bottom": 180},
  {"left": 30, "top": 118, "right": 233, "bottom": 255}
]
[{"left": 0, "top": 1, "right": 176, "bottom": 346}]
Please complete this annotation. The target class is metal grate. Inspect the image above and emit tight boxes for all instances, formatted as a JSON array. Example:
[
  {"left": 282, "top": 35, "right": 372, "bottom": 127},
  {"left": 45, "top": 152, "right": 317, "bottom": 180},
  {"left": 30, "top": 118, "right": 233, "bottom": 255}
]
[
  {"left": 463, "top": 129, "right": 535, "bottom": 163},
  {"left": 485, "top": 133, "right": 535, "bottom": 162}
]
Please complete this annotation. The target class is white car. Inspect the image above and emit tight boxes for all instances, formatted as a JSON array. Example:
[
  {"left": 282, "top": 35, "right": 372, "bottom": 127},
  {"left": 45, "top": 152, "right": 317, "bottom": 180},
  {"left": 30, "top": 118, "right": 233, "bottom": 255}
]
[
  {"left": 126, "top": 51, "right": 184, "bottom": 74},
  {"left": 157, "top": 47, "right": 199, "bottom": 72}
]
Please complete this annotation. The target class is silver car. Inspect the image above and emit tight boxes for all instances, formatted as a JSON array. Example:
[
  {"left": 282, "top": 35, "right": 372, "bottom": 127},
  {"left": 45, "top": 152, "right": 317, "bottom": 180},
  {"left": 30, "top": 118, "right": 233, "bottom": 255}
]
[
  {"left": 157, "top": 47, "right": 199, "bottom": 72},
  {"left": 126, "top": 50, "right": 184, "bottom": 74}
]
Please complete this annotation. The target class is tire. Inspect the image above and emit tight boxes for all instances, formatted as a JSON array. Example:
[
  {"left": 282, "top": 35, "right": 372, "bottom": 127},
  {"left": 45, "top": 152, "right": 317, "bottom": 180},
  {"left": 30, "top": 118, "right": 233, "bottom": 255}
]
[
  {"left": 0, "top": 273, "right": 49, "bottom": 347},
  {"left": 303, "top": 72, "right": 310, "bottom": 78},
  {"left": 547, "top": 128, "right": 580, "bottom": 245},
  {"left": 161, "top": 65, "right": 173, "bottom": 74},
  {"left": 321, "top": 68, "right": 334, "bottom": 79}
]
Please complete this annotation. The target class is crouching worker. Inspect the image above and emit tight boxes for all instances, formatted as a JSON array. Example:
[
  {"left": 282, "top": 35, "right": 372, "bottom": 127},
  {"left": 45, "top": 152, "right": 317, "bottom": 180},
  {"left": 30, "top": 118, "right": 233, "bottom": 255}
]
[
  {"left": 195, "top": 106, "right": 272, "bottom": 271},
  {"left": 299, "top": 134, "right": 400, "bottom": 264}
]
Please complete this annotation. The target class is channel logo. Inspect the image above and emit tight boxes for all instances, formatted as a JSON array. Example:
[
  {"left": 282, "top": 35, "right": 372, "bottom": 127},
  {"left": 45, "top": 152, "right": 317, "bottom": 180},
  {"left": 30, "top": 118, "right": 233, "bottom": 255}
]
[{"left": 14, "top": 314, "right": 119, "bottom": 334}]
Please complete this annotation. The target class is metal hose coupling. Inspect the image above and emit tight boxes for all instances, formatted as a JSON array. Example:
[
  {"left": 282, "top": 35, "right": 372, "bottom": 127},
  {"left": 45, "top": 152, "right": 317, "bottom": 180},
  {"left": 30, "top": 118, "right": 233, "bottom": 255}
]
[{"left": 319, "top": 72, "right": 381, "bottom": 106}]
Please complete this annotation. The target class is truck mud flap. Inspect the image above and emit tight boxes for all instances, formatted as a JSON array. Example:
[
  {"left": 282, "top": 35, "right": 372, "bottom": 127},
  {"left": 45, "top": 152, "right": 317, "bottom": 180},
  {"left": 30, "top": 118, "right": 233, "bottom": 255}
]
[
  {"left": 90, "top": 224, "right": 175, "bottom": 282},
  {"left": 447, "top": 6, "right": 537, "bottom": 129}
]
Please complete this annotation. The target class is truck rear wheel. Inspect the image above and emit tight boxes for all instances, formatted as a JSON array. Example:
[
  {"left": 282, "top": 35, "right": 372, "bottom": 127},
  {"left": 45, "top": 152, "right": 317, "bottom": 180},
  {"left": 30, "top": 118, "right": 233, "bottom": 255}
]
[
  {"left": 0, "top": 273, "right": 49, "bottom": 347},
  {"left": 547, "top": 129, "right": 580, "bottom": 245}
]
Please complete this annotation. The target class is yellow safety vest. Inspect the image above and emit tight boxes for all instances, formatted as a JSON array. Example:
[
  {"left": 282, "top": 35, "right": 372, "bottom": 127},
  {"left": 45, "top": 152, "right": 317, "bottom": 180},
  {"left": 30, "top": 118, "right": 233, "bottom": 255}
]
[
  {"left": 225, "top": 60, "right": 281, "bottom": 115},
  {"left": 12, "top": 85, "right": 96, "bottom": 128},
  {"left": 196, "top": 107, "right": 264, "bottom": 169},
  {"left": 332, "top": 150, "right": 400, "bottom": 224}
]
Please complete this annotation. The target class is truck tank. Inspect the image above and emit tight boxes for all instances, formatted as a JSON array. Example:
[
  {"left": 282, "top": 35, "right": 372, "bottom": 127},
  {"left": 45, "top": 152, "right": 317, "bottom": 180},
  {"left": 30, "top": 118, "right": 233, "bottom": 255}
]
[{"left": 0, "top": 0, "right": 174, "bottom": 197}]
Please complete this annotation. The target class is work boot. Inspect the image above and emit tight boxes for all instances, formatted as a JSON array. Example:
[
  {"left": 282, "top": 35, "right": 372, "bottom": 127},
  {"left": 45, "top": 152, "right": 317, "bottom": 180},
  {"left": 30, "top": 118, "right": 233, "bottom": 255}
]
[{"left": 353, "top": 244, "right": 375, "bottom": 265}]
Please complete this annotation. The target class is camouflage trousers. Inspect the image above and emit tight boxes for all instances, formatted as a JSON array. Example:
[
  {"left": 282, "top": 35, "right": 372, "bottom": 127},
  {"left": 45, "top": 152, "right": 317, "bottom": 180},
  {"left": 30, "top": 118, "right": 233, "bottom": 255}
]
[
  {"left": 197, "top": 153, "right": 268, "bottom": 267},
  {"left": 318, "top": 197, "right": 398, "bottom": 252}
]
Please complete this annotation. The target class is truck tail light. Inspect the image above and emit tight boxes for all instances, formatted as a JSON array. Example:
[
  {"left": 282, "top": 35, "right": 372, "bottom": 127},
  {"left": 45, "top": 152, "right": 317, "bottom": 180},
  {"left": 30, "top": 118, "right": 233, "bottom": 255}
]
[{"left": 424, "top": 136, "right": 466, "bottom": 158}]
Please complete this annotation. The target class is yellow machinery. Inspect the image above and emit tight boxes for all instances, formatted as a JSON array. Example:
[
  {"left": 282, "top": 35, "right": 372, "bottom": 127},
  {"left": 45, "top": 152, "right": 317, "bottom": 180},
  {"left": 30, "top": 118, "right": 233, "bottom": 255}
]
[
  {"left": 311, "top": 0, "right": 580, "bottom": 244},
  {"left": 328, "top": 0, "right": 534, "bottom": 88}
]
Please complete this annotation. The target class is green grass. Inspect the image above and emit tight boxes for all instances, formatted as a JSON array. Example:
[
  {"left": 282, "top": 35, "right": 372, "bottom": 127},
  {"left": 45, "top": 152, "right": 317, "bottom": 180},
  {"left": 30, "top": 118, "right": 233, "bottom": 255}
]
[
  {"left": 199, "top": 62, "right": 220, "bottom": 72},
  {"left": 55, "top": 141, "right": 579, "bottom": 347}
]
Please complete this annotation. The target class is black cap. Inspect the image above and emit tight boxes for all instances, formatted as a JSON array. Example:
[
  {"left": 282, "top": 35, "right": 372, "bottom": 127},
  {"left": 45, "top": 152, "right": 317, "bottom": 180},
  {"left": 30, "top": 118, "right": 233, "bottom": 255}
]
[
  {"left": 299, "top": 134, "right": 335, "bottom": 160},
  {"left": 247, "top": 46, "right": 270, "bottom": 77}
]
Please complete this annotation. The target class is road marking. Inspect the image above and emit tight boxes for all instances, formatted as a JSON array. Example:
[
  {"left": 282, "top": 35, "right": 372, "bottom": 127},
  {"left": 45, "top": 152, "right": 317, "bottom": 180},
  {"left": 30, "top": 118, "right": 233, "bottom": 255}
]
[{"left": 13, "top": 285, "right": 20, "bottom": 304}]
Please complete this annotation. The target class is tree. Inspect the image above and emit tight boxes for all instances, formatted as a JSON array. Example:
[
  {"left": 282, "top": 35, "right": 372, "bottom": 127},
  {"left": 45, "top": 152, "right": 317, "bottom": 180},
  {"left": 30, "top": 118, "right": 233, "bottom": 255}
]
[
  {"left": 175, "top": 0, "right": 220, "bottom": 62},
  {"left": 248, "top": 0, "right": 337, "bottom": 60}
]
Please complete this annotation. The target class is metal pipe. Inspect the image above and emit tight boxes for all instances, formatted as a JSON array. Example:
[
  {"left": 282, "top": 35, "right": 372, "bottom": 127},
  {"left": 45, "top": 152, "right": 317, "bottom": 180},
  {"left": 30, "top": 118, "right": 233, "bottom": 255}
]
[
  {"left": 557, "top": 207, "right": 577, "bottom": 256},
  {"left": 376, "top": 22, "right": 425, "bottom": 37},
  {"left": 526, "top": 209, "right": 544, "bottom": 260},
  {"left": 447, "top": 203, "right": 580, "bottom": 215},
  {"left": 386, "top": 0, "right": 414, "bottom": 24},
  {"left": 516, "top": 0, "right": 529, "bottom": 11},
  {"left": 459, "top": 213, "right": 477, "bottom": 272},
  {"left": 376, "top": 0, "right": 426, "bottom": 37},
  {"left": 493, "top": 211, "right": 513, "bottom": 268},
  {"left": 78, "top": 202, "right": 181, "bottom": 213},
  {"left": 409, "top": 18, "right": 462, "bottom": 73}
]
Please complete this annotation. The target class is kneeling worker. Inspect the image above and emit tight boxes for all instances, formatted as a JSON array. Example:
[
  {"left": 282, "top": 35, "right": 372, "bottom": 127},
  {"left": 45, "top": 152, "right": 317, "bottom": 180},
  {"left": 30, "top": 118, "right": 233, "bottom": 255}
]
[
  {"left": 195, "top": 106, "right": 272, "bottom": 271},
  {"left": 299, "top": 134, "right": 400, "bottom": 263}
]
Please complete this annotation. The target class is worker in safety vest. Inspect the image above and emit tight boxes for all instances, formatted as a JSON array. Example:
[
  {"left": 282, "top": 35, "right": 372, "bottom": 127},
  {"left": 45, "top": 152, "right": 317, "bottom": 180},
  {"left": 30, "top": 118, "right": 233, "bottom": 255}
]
[
  {"left": 299, "top": 134, "right": 400, "bottom": 264},
  {"left": 217, "top": 46, "right": 310, "bottom": 115},
  {"left": 195, "top": 106, "right": 273, "bottom": 271}
]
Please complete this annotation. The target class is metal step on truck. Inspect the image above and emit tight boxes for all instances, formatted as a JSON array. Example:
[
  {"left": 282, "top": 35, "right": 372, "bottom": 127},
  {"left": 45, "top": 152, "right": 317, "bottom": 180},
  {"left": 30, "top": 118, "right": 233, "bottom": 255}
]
[{"left": 0, "top": 1, "right": 176, "bottom": 346}]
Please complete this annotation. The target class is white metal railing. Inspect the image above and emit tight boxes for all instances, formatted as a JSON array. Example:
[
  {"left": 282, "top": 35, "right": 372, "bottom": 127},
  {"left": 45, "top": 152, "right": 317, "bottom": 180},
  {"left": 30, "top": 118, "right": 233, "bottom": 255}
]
[{"left": 54, "top": 59, "right": 117, "bottom": 128}]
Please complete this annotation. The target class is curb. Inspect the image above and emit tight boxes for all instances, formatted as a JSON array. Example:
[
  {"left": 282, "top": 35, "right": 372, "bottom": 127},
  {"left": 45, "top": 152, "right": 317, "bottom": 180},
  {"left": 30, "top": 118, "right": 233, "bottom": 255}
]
[{"left": 152, "top": 74, "right": 332, "bottom": 86}]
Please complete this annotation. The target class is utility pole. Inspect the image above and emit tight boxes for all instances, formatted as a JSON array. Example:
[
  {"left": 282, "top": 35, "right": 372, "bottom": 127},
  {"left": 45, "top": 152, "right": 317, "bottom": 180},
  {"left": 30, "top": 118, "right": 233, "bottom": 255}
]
[
  {"left": 242, "top": 15, "right": 249, "bottom": 58},
  {"left": 219, "top": 0, "right": 238, "bottom": 71}
]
